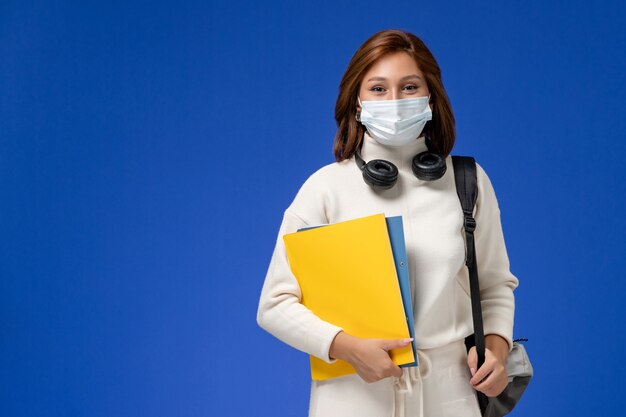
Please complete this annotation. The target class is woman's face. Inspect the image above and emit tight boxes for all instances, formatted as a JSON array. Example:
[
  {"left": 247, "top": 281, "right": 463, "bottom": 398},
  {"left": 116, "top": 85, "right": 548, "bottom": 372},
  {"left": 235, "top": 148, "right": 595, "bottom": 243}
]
[{"left": 357, "top": 51, "right": 430, "bottom": 110}]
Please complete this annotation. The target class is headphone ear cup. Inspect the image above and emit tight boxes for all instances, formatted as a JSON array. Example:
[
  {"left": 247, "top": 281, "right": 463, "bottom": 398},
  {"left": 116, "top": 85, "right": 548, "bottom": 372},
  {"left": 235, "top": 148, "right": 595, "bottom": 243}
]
[
  {"left": 412, "top": 151, "right": 447, "bottom": 181},
  {"left": 362, "top": 159, "right": 398, "bottom": 189}
]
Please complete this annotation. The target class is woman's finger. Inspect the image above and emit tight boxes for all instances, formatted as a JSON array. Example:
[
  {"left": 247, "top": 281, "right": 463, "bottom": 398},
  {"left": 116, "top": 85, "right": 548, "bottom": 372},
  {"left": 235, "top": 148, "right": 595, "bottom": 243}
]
[
  {"left": 389, "top": 364, "right": 403, "bottom": 378},
  {"left": 470, "top": 357, "right": 495, "bottom": 386},
  {"left": 469, "top": 347, "right": 503, "bottom": 385},
  {"left": 351, "top": 337, "right": 410, "bottom": 383},
  {"left": 473, "top": 367, "right": 508, "bottom": 397},
  {"left": 467, "top": 346, "right": 477, "bottom": 376},
  {"left": 474, "top": 375, "right": 496, "bottom": 395},
  {"left": 381, "top": 337, "right": 413, "bottom": 352}
]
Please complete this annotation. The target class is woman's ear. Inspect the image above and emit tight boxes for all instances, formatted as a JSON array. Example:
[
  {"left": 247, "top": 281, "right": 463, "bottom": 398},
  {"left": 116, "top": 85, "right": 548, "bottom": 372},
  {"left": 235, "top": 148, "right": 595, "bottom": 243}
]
[{"left": 354, "top": 97, "right": 362, "bottom": 122}]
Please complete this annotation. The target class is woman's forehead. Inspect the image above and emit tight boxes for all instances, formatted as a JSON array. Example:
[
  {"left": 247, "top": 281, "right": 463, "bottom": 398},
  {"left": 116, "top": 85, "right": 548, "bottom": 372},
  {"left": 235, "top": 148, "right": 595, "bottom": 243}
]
[{"left": 363, "top": 52, "right": 422, "bottom": 80}]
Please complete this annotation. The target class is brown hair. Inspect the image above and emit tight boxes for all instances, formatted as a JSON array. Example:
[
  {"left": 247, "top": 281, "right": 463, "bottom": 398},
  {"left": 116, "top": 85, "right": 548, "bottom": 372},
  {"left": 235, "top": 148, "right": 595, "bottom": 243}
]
[{"left": 333, "top": 29, "right": 456, "bottom": 161}]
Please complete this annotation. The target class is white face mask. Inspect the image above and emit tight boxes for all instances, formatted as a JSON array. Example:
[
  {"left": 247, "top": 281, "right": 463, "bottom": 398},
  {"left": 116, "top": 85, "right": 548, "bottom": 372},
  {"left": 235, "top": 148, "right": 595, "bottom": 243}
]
[{"left": 358, "top": 96, "right": 432, "bottom": 147}]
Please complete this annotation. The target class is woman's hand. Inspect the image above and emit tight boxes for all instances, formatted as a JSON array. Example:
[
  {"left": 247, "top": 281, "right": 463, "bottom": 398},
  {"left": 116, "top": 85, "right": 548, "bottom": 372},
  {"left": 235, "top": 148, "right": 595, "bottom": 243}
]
[
  {"left": 329, "top": 331, "right": 412, "bottom": 383},
  {"left": 467, "top": 334, "right": 510, "bottom": 397}
]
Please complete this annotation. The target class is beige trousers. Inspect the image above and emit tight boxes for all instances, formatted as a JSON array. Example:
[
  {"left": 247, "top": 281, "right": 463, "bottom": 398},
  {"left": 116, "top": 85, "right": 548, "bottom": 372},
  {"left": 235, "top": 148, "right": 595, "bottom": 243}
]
[{"left": 308, "top": 339, "right": 482, "bottom": 417}]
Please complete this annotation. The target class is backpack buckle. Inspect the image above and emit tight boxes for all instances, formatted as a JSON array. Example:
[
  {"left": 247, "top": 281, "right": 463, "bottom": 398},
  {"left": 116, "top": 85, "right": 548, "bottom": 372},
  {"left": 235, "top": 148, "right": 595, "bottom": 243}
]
[{"left": 464, "top": 216, "right": 476, "bottom": 232}]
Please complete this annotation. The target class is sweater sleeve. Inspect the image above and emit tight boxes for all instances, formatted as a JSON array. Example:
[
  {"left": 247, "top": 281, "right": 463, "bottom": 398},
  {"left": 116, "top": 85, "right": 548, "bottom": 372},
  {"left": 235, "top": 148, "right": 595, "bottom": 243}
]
[
  {"left": 256, "top": 201, "right": 344, "bottom": 363},
  {"left": 474, "top": 163, "right": 519, "bottom": 350}
]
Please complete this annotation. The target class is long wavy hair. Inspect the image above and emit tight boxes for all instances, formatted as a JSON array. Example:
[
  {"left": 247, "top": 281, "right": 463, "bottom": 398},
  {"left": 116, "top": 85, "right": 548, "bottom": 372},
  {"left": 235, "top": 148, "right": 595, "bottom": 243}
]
[{"left": 333, "top": 30, "right": 456, "bottom": 161}]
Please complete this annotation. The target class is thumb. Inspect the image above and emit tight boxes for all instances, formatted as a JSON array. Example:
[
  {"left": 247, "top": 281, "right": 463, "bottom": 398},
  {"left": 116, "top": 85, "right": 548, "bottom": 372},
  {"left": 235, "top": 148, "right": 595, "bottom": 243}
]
[
  {"left": 382, "top": 337, "right": 413, "bottom": 352},
  {"left": 467, "top": 346, "right": 477, "bottom": 376}
]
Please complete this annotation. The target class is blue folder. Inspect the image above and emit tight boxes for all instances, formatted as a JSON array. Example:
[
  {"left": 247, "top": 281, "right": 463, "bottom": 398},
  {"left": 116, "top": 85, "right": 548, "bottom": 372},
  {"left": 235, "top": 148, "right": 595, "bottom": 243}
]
[{"left": 385, "top": 216, "right": 417, "bottom": 367}]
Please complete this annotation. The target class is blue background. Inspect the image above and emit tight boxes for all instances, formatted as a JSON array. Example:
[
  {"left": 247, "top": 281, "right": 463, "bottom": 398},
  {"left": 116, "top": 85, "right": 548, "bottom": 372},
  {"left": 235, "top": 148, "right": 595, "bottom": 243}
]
[{"left": 2, "top": 1, "right": 624, "bottom": 416}]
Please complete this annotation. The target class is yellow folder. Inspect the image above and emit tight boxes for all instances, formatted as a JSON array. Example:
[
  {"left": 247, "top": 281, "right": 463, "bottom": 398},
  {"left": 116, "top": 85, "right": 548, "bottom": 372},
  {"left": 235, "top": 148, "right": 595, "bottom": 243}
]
[{"left": 283, "top": 213, "right": 414, "bottom": 380}]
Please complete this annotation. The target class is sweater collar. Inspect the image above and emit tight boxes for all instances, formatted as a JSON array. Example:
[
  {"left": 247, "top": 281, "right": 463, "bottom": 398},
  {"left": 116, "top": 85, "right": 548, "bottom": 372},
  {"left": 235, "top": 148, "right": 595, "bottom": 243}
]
[{"left": 359, "top": 131, "right": 429, "bottom": 171}]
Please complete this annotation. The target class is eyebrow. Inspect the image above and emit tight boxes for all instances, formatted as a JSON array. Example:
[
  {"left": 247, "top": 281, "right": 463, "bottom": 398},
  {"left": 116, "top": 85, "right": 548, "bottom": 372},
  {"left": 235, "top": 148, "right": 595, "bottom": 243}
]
[{"left": 366, "top": 75, "right": 422, "bottom": 82}]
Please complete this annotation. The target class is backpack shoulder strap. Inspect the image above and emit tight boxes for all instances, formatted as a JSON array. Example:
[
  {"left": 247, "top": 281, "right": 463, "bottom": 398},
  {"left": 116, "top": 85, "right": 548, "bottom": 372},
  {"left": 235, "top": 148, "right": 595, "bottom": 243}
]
[
  {"left": 452, "top": 156, "right": 478, "bottom": 219},
  {"left": 451, "top": 156, "right": 487, "bottom": 369}
]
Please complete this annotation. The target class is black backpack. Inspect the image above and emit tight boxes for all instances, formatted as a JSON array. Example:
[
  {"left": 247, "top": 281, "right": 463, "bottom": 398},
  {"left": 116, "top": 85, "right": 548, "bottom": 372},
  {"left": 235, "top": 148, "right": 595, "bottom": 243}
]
[{"left": 452, "top": 156, "right": 533, "bottom": 417}]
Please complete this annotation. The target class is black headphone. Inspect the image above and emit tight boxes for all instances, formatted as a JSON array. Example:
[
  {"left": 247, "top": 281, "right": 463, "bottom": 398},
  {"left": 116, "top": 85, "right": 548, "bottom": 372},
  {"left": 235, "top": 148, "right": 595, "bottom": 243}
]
[{"left": 354, "top": 137, "right": 447, "bottom": 189}]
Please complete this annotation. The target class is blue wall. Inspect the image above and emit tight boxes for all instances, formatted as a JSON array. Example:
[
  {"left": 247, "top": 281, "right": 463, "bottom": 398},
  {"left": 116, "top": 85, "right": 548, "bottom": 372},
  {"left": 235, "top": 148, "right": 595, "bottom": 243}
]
[{"left": 2, "top": 1, "right": 625, "bottom": 416}]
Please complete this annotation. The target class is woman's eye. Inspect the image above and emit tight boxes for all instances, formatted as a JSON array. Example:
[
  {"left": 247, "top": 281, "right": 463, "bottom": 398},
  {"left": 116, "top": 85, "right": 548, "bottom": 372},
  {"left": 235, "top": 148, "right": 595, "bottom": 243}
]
[
  {"left": 370, "top": 86, "right": 385, "bottom": 93},
  {"left": 404, "top": 85, "right": 418, "bottom": 91}
]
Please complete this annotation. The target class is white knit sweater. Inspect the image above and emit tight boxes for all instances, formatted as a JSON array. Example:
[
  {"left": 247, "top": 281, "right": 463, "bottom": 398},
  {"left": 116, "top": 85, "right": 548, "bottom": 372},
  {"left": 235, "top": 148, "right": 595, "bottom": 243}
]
[{"left": 257, "top": 132, "right": 518, "bottom": 365}]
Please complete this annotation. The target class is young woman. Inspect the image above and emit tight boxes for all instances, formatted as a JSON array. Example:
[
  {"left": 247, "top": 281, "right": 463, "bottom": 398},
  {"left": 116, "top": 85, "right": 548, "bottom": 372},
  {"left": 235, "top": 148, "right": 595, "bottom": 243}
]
[{"left": 257, "top": 29, "right": 518, "bottom": 417}]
